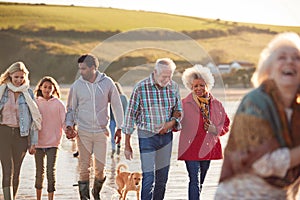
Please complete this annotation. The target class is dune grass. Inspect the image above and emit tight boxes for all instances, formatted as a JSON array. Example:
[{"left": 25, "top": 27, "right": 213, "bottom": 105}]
[
  {"left": 0, "top": 2, "right": 300, "bottom": 84},
  {"left": 1, "top": 3, "right": 299, "bottom": 33},
  {"left": 0, "top": 3, "right": 227, "bottom": 31}
]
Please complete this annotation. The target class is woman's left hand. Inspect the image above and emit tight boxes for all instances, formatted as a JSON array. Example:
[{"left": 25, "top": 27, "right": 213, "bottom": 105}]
[
  {"left": 205, "top": 121, "right": 217, "bottom": 135},
  {"left": 28, "top": 145, "right": 36, "bottom": 155}
]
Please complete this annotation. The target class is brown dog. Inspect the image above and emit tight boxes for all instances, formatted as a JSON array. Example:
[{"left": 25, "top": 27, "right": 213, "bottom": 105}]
[{"left": 116, "top": 164, "right": 142, "bottom": 200}]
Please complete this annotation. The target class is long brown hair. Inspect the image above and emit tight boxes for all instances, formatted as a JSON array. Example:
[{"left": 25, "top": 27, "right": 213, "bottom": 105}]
[{"left": 34, "top": 76, "right": 61, "bottom": 98}]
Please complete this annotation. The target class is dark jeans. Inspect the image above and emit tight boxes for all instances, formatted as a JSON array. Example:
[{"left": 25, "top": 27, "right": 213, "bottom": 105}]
[
  {"left": 0, "top": 125, "right": 28, "bottom": 193},
  {"left": 109, "top": 119, "right": 120, "bottom": 151},
  {"left": 34, "top": 147, "right": 58, "bottom": 193},
  {"left": 185, "top": 160, "right": 211, "bottom": 200},
  {"left": 138, "top": 129, "right": 173, "bottom": 200}
]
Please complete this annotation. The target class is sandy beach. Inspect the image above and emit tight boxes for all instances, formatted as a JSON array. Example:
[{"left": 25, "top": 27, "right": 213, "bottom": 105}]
[
  {"left": 1, "top": 86, "right": 300, "bottom": 199},
  {"left": 3, "top": 86, "right": 292, "bottom": 200},
  {"left": 0, "top": 133, "right": 228, "bottom": 200}
]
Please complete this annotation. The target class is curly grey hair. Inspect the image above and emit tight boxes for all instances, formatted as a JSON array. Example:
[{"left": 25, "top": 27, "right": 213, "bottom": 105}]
[{"left": 182, "top": 64, "right": 214, "bottom": 91}]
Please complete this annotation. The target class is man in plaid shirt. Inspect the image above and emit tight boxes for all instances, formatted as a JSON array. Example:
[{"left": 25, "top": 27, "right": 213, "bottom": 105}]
[{"left": 122, "top": 58, "right": 182, "bottom": 200}]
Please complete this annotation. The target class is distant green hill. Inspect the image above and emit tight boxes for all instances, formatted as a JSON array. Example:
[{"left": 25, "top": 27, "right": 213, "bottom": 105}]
[{"left": 0, "top": 2, "right": 299, "bottom": 85}]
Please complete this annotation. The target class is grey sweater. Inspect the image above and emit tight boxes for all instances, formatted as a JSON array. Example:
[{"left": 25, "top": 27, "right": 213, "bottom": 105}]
[{"left": 65, "top": 71, "right": 123, "bottom": 133}]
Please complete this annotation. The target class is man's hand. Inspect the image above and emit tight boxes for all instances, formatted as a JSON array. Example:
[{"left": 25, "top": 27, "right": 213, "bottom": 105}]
[
  {"left": 124, "top": 134, "right": 133, "bottom": 160},
  {"left": 158, "top": 121, "right": 176, "bottom": 134},
  {"left": 66, "top": 126, "right": 77, "bottom": 139},
  {"left": 172, "top": 110, "right": 182, "bottom": 118},
  {"left": 114, "top": 129, "right": 122, "bottom": 144},
  {"left": 124, "top": 144, "right": 133, "bottom": 160}
]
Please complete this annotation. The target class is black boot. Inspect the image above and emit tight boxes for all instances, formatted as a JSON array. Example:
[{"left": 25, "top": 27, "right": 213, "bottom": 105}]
[
  {"left": 78, "top": 180, "right": 90, "bottom": 200},
  {"left": 92, "top": 177, "right": 106, "bottom": 200}
]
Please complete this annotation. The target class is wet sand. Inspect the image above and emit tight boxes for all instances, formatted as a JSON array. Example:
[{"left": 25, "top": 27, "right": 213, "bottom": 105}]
[
  {"left": 2, "top": 87, "right": 298, "bottom": 199},
  {"left": 0, "top": 100, "right": 239, "bottom": 200},
  {"left": 0, "top": 134, "right": 226, "bottom": 200}
]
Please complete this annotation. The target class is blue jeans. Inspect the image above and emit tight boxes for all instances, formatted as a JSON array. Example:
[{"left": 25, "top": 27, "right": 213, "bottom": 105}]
[
  {"left": 185, "top": 160, "right": 211, "bottom": 200},
  {"left": 138, "top": 129, "right": 173, "bottom": 200},
  {"left": 109, "top": 119, "right": 117, "bottom": 150}
]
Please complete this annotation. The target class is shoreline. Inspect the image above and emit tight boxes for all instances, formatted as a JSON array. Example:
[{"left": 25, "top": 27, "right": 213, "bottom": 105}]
[{"left": 60, "top": 85, "right": 252, "bottom": 102}]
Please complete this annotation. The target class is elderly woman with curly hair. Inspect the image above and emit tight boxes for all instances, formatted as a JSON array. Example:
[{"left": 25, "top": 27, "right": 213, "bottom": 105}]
[
  {"left": 178, "top": 65, "right": 230, "bottom": 199},
  {"left": 215, "top": 32, "right": 300, "bottom": 200}
]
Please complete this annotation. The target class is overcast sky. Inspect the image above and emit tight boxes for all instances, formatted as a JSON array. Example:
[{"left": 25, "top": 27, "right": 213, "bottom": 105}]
[{"left": 1, "top": 0, "right": 300, "bottom": 26}]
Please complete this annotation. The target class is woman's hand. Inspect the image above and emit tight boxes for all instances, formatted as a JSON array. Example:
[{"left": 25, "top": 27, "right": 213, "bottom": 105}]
[
  {"left": 28, "top": 145, "right": 36, "bottom": 155},
  {"left": 204, "top": 120, "right": 217, "bottom": 135}
]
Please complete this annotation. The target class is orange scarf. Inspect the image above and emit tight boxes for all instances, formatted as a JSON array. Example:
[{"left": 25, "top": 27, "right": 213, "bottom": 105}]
[{"left": 193, "top": 93, "right": 210, "bottom": 128}]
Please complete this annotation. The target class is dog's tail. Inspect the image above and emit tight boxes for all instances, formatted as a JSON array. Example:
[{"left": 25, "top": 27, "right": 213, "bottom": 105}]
[{"left": 116, "top": 164, "right": 128, "bottom": 175}]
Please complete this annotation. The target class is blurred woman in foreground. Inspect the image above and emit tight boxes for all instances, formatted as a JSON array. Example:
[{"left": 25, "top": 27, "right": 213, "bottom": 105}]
[{"left": 215, "top": 32, "right": 300, "bottom": 199}]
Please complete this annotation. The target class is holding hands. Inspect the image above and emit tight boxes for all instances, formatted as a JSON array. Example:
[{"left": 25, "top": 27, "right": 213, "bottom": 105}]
[{"left": 66, "top": 126, "right": 78, "bottom": 139}]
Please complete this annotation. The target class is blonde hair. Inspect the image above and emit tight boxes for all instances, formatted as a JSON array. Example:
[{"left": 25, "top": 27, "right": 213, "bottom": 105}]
[
  {"left": 182, "top": 64, "right": 214, "bottom": 91},
  {"left": 0, "top": 61, "right": 29, "bottom": 85},
  {"left": 251, "top": 32, "right": 300, "bottom": 87}
]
